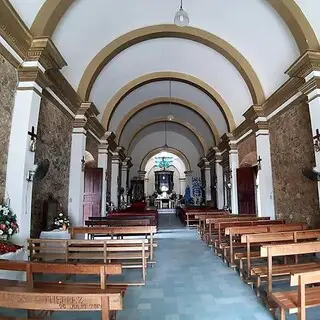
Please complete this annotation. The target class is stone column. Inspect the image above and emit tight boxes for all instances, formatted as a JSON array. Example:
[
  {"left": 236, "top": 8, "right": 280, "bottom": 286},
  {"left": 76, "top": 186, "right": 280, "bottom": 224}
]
[
  {"left": 68, "top": 103, "right": 94, "bottom": 227},
  {"left": 5, "top": 69, "right": 47, "bottom": 245},
  {"left": 204, "top": 162, "right": 212, "bottom": 204},
  {"left": 256, "top": 129, "right": 275, "bottom": 218},
  {"left": 111, "top": 153, "right": 120, "bottom": 208},
  {"left": 179, "top": 177, "right": 186, "bottom": 195},
  {"left": 144, "top": 177, "right": 149, "bottom": 196},
  {"left": 184, "top": 170, "right": 193, "bottom": 195},
  {"left": 229, "top": 144, "right": 239, "bottom": 214},
  {"left": 98, "top": 140, "right": 109, "bottom": 217},
  {"left": 215, "top": 156, "right": 224, "bottom": 209}
]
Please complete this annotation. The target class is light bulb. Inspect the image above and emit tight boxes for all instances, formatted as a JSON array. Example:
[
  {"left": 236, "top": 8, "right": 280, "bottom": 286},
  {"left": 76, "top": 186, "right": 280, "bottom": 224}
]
[
  {"left": 174, "top": 7, "right": 189, "bottom": 27},
  {"left": 167, "top": 114, "right": 174, "bottom": 121}
]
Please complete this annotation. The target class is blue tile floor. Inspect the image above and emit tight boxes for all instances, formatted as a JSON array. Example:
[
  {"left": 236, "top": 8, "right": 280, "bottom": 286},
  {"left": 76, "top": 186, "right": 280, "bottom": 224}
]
[{"left": 1, "top": 213, "right": 320, "bottom": 319}]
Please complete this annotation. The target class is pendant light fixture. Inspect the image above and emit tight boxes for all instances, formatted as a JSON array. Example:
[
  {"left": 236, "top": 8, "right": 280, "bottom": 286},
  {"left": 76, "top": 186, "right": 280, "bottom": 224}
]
[
  {"left": 167, "top": 80, "right": 174, "bottom": 121},
  {"left": 174, "top": 0, "right": 189, "bottom": 27}
]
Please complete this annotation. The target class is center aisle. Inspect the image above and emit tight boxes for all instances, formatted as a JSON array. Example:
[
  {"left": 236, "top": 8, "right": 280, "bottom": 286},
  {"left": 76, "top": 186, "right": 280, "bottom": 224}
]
[{"left": 117, "top": 214, "right": 273, "bottom": 320}]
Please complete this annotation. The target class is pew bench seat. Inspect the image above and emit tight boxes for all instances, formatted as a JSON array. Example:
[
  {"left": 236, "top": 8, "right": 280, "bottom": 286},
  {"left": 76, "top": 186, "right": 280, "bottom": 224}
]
[
  {"left": 251, "top": 262, "right": 320, "bottom": 294},
  {"left": 0, "top": 279, "right": 122, "bottom": 320},
  {"left": 272, "top": 286, "right": 320, "bottom": 320}
]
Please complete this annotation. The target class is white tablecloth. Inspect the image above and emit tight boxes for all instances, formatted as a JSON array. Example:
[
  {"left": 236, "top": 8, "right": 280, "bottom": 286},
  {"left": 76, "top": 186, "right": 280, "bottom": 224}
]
[
  {"left": 0, "top": 248, "right": 28, "bottom": 281},
  {"left": 40, "top": 229, "right": 70, "bottom": 240}
]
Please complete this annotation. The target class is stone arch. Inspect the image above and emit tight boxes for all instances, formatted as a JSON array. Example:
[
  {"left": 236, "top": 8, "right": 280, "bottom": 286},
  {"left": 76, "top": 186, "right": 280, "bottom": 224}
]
[
  {"left": 102, "top": 71, "right": 236, "bottom": 132},
  {"left": 115, "top": 97, "right": 220, "bottom": 145},
  {"left": 239, "top": 151, "right": 257, "bottom": 168},
  {"left": 31, "top": 0, "right": 319, "bottom": 60},
  {"left": 127, "top": 118, "right": 206, "bottom": 155},
  {"left": 140, "top": 147, "right": 191, "bottom": 172}
]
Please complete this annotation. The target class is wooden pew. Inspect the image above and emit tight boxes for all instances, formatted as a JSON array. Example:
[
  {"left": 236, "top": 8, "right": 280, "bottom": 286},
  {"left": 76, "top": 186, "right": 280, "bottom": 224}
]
[
  {"left": 224, "top": 223, "right": 306, "bottom": 269},
  {"left": 185, "top": 210, "right": 225, "bottom": 228},
  {"left": 257, "top": 232, "right": 320, "bottom": 295},
  {"left": 205, "top": 216, "right": 270, "bottom": 245},
  {"left": 0, "top": 260, "right": 124, "bottom": 320},
  {"left": 196, "top": 214, "right": 229, "bottom": 239},
  {"left": 28, "top": 238, "right": 149, "bottom": 284},
  {"left": 215, "top": 219, "right": 285, "bottom": 254},
  {"left": 85, "top": 218, "right": 153, "bottom": 227},
  {"left": 272, "top": 268, "right": 320, "bottom": 320},
  {"left": 69, "top": 226, "right": 157, "bottom": 263}
]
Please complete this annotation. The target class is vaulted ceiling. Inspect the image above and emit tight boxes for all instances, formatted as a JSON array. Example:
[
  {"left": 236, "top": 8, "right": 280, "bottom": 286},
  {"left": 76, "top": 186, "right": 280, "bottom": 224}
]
[{"left": 9, "top": 0, "right": 320, "bottom": 169}]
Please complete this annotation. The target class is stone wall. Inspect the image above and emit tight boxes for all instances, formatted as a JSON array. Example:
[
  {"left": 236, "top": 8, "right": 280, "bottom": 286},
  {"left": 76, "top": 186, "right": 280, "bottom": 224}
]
[
  {"left": 269, "top": 103, "right": 319, "bottom": 227},
  {"left": 238, "top": 133, "right": 256, "bottom": 167},
  {"left": 31, "top": 94, "right": 73, "bottom": 237},
  {"left": 0, "top": 53, "right": 17, "bottom": 201}
]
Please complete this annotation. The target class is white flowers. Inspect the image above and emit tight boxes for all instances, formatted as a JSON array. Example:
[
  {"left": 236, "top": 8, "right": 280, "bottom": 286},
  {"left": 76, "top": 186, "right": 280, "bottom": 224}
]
[
  {"left": 0, "top": 230, "right": 4, "bottom": 235},
  {"left": 8, "top": 228, "right": 12, "bottom": 235}
]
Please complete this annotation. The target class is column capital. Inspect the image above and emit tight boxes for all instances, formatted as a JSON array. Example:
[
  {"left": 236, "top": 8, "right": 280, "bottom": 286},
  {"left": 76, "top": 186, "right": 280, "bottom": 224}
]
[
  {"left": 17, "top": 66, "right": 49, "bottom": 91},
  {"left": 26, "top": 37, "right": 67, "bottom": 71},
  {"left": 116, "top": 146, "right": 126, "bottom": 162},
  {"left": 73, "top": 102, "right": 91, "bottom": 129},
  {"left": 286, "top": 50, "right": 320, "bottom": 79}
]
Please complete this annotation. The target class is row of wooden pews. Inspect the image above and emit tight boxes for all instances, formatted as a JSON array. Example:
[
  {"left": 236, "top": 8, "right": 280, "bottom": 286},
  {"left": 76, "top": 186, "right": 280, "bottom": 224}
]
[
  {"left": 0, "top": 211, "right": 158, "bottom": 319},
  {"left": 196, "top": 213, "right": 320, "bottom": 320}
]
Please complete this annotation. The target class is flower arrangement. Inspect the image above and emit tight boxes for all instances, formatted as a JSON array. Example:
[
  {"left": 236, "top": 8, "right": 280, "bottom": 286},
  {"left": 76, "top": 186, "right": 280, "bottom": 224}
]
[
  {"left": 53, "top": 211, "right": 70, "bottom": 230},
  {"left": 0, "top": 202, "right": 19, "bottom": 237}
]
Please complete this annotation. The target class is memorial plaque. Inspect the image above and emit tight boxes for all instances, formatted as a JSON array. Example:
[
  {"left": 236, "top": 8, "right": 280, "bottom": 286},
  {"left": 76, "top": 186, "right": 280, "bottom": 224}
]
[{"left": 0, "top": 291, "right": 122, "bottom": 311}]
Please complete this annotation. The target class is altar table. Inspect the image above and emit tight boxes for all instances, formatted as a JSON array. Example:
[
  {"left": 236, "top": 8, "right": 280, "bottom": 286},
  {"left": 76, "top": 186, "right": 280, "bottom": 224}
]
[
  {"left": 0, "top": 248, "right": 28, "bottom": 280},
  {"left": 40, "top": 229, "right": 70, "bottom": 240}
]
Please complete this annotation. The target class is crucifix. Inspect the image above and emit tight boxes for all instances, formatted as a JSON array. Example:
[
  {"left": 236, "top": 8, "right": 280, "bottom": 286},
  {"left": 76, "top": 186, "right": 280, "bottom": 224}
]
[
  {"left": 257, "top": 155, "right": 262, "bottom": 170},
  {"left": 313, "top": 129, "right": 320, "bottom": 152},
  {"left": 28, "top": 126, "right": 37, "bottom": 152}
]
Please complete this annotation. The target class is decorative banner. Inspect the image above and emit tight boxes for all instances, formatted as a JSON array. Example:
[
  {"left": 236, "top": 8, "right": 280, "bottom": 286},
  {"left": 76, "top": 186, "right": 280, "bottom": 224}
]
[
  {"left": 155, "top": 156, "right": 173, "bottom": 170},
  {"left": 192, "top": 177, "right": 202, "bottom": 197}
]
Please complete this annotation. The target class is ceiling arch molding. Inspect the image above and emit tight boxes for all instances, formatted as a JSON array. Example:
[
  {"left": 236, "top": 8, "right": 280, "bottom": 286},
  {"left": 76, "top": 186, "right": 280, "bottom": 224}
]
[
  {"left": 140, "top": 147, "right": 191, "bottom": 172},
  {"left": 30, "top": 0, "right": 74, "bottom": 37},
  {"left": 127, "top": 118, "right": 207, "bottom": 155},
  {"left": 77, "top": 24, "right": 264, "bottom": 105},
  {"left": 115, "top": 97, "right": 220, "bottom": 145},
  {"left": 30, "top": 0, "right": 318, "bottom": 60},
  {"left": 102, "top": 71, "right": 236, "bottom": 132}
]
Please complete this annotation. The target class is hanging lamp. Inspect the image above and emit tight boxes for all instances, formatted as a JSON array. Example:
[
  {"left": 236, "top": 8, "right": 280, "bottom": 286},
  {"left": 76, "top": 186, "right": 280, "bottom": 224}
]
[{"left": 174, "top": 0, "right": 189, "bottom": 27}]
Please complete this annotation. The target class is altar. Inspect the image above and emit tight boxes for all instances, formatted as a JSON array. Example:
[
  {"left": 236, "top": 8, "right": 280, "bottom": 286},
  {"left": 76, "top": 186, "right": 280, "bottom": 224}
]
[{"left": 155, "top": 198, "right": 175, "bottom": 209}]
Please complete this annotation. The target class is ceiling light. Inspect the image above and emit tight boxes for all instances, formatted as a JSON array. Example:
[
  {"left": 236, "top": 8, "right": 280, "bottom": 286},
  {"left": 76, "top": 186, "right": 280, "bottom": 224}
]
[{"left": 174, "top": 0, "right": 189, "bottom": 27}]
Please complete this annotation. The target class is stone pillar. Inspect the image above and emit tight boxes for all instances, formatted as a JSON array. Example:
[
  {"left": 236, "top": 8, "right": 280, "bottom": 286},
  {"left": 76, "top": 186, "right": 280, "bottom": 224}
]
[
  {"left": 98, "top": 140, "right": 109, "bottom": 217},
  {"left": 179, "top": 177, "right": 186, "bottom": 195},
  {"left": 5, "top": 70, "right": 47, "bottom": 245},
  {"left": 204, "top": 163, "right": 212, "bottom": 204},
  {"left": 229, "top": 144, "right": 239, "bottom": 214},
  {"left": 68, "top": 103, "right": 96, "bottom": 227},
  {"left": 256, "top": 129, "right": 275, "bottom": 218},
  {"left": 184, "top": 171, "right": 193, "bottom": 195},
  {"left": 111, "top": 153, "right": 120, "bottom": 208},
  {"left": 215, "top": 156, "right": 224, "bottom": 209},
  {"left": 144, "top": 177, "right": 149, "bottom": 196},
  {"left": 68, "top": 127, "right": 86, "bottom": 226}
]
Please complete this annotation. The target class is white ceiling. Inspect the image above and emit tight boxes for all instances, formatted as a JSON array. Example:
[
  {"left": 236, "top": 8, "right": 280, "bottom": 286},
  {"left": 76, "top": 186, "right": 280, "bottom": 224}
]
[
  {"left": 120, "top": 102, "right": 214, "bottom": 151},
  {"left": 109, "top": 80, "right": 228, "bottom": 136},
  {"left": 129, "top": 122, "right": 203, "bottom": 171},
  {"left": 8, "top": 0, "right": 320, "bottom": 164}
]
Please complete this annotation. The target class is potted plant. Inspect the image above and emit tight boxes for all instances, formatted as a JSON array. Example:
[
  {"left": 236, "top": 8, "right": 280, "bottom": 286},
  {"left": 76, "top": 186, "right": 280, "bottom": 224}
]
[
  {"left": 53, "top": 210, "right": 70, "bottom": 231},
  {"left": 0, "top": 200, "right": 19, "bottom": 240}
]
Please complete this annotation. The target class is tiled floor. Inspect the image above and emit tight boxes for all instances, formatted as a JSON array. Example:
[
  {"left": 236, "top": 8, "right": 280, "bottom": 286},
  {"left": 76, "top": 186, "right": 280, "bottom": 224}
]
[{"left": 2, "top": 214, "right": 320, "bottom": 319}]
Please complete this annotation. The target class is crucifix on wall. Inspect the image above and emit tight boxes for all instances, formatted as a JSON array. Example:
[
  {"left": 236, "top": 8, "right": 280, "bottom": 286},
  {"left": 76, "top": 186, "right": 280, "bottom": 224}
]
[
  {"left": 28, "top": 126, "right": 37, "bottom": 152},
  {"left": 313, "top": 129, "right": 320, "bottom": 152}
]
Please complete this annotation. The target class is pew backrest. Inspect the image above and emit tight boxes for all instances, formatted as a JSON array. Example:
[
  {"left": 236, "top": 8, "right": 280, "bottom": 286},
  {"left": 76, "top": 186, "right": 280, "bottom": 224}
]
[{"left": 205, "top": 216, "right": 270, "bottom": 224}]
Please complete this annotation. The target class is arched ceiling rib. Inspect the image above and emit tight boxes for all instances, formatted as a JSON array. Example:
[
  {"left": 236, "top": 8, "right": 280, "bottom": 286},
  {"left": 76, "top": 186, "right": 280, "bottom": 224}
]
[
  {"left": 140, "top": 147, "right": 191, "bottom": 172},
  {"left": 109, "top": 80, "right": 228, "bottom": 138},
  {"left": 27, "top": 0, "right": 318, "bottom": 55},
  {"left": 125, "top": 117, "right": 208, "bottom": 155},
  {"left": 102, "top": 72, "right": 235, "bottom": 131},
  {"left": 77, "top": 25, "right": 264, "bottom": 105},
  {"left": 115, "top": 97, "right": 219, "bottom": 145},
  {"left": 129, "top": 123, "right": 203, "bottom": 171}
]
